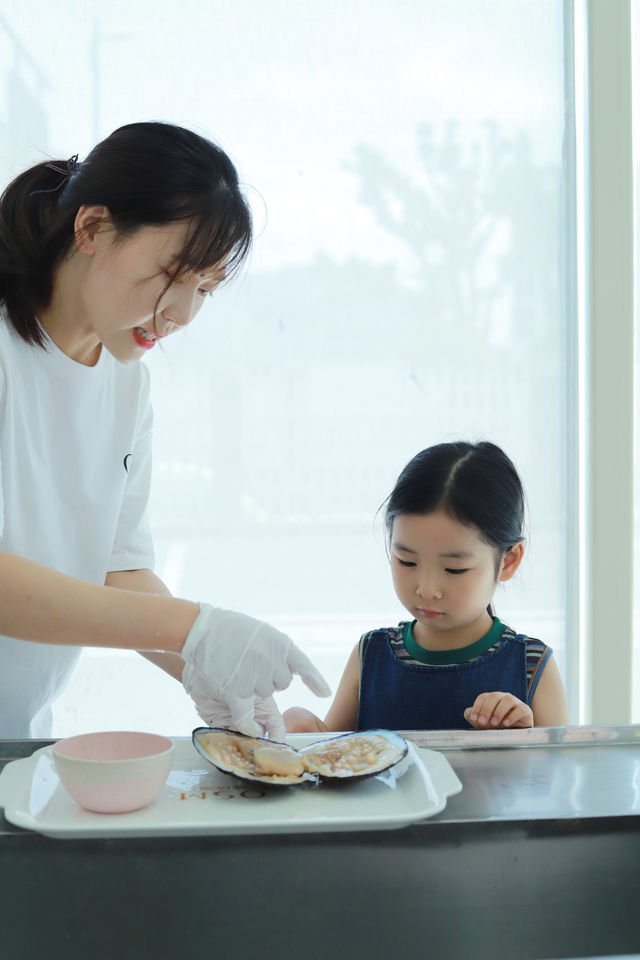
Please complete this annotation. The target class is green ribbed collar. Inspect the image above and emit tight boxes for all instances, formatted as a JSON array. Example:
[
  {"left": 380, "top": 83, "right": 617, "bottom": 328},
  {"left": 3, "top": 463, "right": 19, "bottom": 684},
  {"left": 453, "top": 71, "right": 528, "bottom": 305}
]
[{"left": 402, "top": 616, "right": 506, "bottom": 665}]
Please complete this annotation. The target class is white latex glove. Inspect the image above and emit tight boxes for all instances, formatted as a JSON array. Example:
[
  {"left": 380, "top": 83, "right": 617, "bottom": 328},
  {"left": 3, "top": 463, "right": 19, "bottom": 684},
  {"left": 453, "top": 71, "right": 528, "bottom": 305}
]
[
  {"left": 188, "top": 672, "right": 287, "bottom": 742},
  {"left": 181, "top": 604, "right": 330, "bottom": 736}
]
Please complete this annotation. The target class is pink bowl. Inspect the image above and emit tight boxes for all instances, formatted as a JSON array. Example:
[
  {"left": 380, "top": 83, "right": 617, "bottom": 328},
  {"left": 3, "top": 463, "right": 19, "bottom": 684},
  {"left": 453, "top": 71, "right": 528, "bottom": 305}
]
[{"left": 52, "top": 731, "right": 174, "bottom": 814}]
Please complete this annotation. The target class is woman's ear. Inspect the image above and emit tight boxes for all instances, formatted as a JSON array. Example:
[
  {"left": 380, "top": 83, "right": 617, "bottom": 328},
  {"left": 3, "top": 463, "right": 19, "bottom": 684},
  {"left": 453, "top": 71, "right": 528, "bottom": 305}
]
[
  {"left": 497, "top": 542, "right": 524, "bottom": 582},
  {"left": 73, "top": 205, "right": 112, "bottom": 255}
]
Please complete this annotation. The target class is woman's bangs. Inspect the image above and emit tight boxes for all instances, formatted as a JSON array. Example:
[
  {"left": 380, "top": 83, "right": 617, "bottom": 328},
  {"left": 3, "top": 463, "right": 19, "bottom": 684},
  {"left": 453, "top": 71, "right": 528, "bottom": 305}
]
[{"left": 177, "top": 193, "right": 252, "bottom": 282}]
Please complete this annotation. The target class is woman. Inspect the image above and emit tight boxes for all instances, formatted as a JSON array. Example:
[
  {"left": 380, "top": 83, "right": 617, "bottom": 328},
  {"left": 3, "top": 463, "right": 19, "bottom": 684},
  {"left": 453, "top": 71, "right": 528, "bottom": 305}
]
[{"left": 0, "top": 121, "right": 328, "bottom": 739}]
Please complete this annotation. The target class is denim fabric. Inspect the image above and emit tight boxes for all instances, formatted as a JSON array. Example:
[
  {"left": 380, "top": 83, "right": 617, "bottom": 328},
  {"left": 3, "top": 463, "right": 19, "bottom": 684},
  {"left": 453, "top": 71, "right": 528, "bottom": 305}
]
[{"left": 356, "top": 630, "right": 529, "bottom": 731}]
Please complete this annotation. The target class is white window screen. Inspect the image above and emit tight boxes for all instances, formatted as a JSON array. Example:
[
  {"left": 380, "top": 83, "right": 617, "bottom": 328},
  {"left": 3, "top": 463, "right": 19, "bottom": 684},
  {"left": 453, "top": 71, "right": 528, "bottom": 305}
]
[{"left": 0, "top": 0, "right": 574, "bottom": 735}]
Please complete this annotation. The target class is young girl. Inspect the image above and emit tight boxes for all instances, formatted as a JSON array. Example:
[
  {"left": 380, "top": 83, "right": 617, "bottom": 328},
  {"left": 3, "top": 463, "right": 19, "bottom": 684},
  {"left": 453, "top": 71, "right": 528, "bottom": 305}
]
[
  {"left": 0, "top": 121, "right": 328, "bottom": 740},
  {"left": 285, "top": 441, "right": 568, "bottom": 733}
]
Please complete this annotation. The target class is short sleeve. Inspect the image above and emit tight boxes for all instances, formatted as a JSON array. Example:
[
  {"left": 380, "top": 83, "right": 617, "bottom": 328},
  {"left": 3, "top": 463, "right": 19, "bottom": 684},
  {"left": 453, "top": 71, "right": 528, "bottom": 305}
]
[
  {"left": 108, "top": 367, "right": 155, "bottom": 572},
  {"left": 525, "top": 639, "right": 552, "bottom": 703},
  {"left": 358, "top": 632, "right": 369, "bottom": 664}
]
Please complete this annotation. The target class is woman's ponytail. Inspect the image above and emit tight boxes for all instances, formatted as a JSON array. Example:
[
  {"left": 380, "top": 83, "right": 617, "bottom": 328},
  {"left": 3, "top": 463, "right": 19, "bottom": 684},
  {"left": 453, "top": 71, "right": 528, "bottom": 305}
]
[{"left": 0, "top": 159, "right": 79, "bottom": 346}]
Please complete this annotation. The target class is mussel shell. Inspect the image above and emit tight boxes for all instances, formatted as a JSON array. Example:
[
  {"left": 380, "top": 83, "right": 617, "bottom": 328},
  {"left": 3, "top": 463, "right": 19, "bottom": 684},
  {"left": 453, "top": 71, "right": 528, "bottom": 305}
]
[
  {"left": 300, "top": 730, "right": 408, "bottom": 782},
  {"left": 192, "top": 727, "right": 313, "bottom": 786},
  {"left": 192, "top": 727, "right": 408, "bottom": 787}
]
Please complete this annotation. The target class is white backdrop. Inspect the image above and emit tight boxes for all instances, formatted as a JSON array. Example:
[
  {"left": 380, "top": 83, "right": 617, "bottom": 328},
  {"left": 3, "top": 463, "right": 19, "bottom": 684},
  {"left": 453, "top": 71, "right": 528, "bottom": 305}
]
[{"left": 0, "top": 0, "right": 573, "bottom": 734}]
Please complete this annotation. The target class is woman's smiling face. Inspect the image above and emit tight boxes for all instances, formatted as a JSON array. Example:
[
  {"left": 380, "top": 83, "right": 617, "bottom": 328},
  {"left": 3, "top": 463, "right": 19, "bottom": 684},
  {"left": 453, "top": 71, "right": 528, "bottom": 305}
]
[{"left": 76, "top": 210, "right": 225, "bottom": 364}]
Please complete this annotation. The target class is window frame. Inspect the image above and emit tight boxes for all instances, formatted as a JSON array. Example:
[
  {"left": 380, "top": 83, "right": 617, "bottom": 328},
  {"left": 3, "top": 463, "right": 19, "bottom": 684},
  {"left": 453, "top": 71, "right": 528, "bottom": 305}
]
[{"left": 577, "top": 0, "right": 635, "bottom": 723}]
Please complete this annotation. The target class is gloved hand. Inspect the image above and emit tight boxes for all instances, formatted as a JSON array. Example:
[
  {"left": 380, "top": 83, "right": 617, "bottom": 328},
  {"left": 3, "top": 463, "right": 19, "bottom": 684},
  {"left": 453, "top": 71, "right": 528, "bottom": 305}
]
[
  {"left": 181, "top": 604, "right": 330, "bottom": 737},
  {"left": 187, "top": 671, "right": 287, "bottom": 742}
]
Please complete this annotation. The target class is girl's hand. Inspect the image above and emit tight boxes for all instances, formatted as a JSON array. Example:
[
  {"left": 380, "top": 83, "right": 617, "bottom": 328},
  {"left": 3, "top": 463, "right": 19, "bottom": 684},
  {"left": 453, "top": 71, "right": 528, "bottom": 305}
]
[
  {"left": 464, "top": 692, "right": 533, "bottom": 729},
  {"left": 283, "top": 706, "right": 328, "bottom": 734}
]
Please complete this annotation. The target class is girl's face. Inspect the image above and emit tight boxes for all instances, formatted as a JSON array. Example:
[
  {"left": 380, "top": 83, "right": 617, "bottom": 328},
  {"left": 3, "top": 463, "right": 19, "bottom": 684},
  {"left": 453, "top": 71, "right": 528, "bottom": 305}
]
[
  {"left": 76, "top": 210, "right": 225, "bottom": 364},
  {"left": 389, "top": 510, "right": 521, "bottom": 648}
]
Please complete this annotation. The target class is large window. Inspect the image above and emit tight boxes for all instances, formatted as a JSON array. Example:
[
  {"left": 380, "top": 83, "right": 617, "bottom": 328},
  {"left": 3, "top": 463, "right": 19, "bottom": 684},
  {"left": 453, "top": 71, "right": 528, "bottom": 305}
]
[{"left": 1, "top": 1, "right": 578, "bottom": 735}]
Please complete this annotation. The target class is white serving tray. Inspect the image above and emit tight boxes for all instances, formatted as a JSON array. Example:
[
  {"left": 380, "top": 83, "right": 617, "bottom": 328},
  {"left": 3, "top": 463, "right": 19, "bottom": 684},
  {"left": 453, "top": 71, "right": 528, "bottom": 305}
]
[{"left": 0, "top": 735, "right": 461, "bottom": 839}]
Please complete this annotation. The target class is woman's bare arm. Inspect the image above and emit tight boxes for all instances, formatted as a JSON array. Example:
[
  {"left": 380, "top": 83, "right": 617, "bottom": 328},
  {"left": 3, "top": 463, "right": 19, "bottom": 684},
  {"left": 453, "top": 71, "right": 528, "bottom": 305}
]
[
  {"left": 105, "top": 568, "right": 186, "bottom": 680},
  {"left": 0, "top": 551, "right": 197, "bottom": 655}
]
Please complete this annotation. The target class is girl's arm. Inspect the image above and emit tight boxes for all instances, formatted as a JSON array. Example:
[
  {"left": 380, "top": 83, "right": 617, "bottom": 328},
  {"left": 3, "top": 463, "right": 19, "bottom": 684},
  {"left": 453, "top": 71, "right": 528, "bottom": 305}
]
[
  {"left": 322, "top": 644, "right": 360, "bottom": 730},
  {"left": 285, "top": 643, "right": 361, "bottom": 734},
  {"left": 530, "top": 654, "right": 569, "bottom": 725},
  {"left": 1, "top": 551, "right": 197, "bottom": 655}
]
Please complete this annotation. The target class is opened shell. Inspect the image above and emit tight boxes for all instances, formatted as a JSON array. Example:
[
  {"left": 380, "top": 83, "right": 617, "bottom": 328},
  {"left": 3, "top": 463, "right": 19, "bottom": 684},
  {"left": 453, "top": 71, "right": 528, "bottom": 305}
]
[
  {"left": 192, "top": 728, "right": 313, "bottom": 786},
  {"left": 192, "top": 727, "right": 408, "bottom": 787},
  {"left": 300, "top": 730, "right": 408, "bottom": 781}
]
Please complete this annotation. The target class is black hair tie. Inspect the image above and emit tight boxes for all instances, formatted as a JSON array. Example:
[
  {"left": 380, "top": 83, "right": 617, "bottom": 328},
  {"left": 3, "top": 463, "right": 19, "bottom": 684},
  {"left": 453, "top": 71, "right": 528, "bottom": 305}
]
[{"left": 29, "top": 154, "right": 80, "bottom": 196}]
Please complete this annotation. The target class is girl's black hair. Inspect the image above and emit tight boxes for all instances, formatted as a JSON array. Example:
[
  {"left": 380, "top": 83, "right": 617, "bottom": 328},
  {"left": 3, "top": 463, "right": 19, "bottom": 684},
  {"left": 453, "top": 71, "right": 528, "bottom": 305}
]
[
  {"left": 0, "top": 121, "right": 252, "bottom": 347},
  {"left": 384, "top": 441, "right": 525, "bottom": 556}
]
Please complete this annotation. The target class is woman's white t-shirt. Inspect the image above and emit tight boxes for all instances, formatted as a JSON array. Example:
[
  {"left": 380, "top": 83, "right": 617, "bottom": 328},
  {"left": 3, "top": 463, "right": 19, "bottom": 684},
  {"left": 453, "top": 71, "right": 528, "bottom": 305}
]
[{"left": 0, "top": 317, "right": 155, "bottom": 737}]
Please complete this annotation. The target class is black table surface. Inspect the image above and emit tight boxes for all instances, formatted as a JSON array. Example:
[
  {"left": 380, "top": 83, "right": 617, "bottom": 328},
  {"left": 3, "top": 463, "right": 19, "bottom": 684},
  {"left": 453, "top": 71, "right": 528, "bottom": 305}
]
[{"left": 2, "top": 726, "right": 639, "bottom": 960}]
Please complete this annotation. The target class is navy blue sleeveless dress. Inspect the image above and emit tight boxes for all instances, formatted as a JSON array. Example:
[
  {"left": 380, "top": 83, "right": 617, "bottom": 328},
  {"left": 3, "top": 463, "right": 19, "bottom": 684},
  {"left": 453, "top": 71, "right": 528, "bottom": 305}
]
[{"left": 356, "top": 618, "right": 550, "bottom": 731}]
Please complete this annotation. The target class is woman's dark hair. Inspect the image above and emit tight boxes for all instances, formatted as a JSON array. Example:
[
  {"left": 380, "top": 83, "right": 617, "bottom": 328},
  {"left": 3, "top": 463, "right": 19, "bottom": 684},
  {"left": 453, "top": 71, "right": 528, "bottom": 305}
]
[
  {"left": 384, "top": 441, "right": 525, "bottom": 557},
  {"left": 0, "top": 121, "right": 252, "bottom": 346}
]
